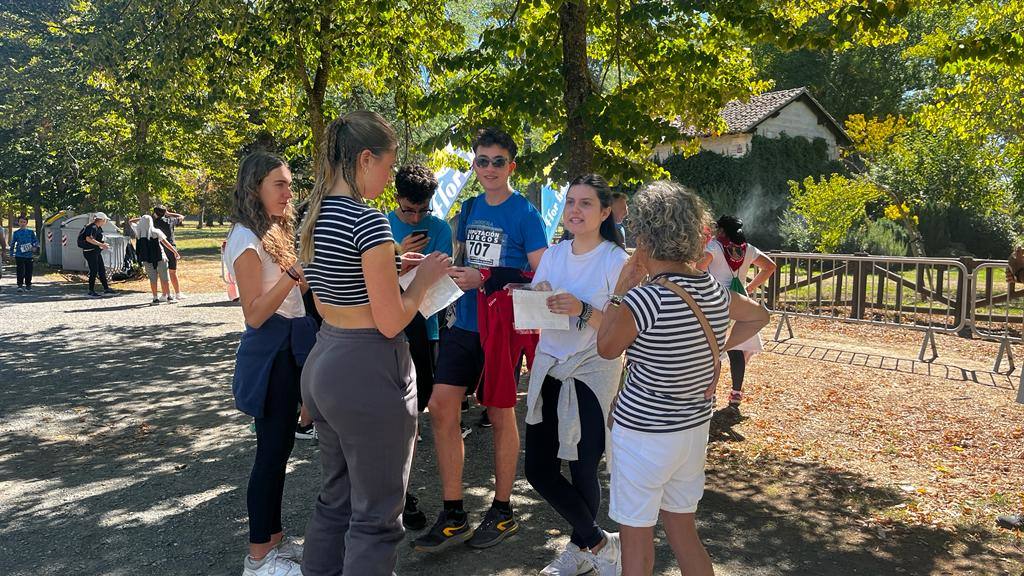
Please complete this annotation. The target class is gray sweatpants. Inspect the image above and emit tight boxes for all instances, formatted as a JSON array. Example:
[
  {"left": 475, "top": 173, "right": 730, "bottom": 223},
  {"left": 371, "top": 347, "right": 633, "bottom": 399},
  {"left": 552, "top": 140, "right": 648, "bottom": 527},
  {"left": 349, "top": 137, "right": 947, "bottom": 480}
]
[{"left": 300, "top": 325, "right": 418, "bottom": 576}]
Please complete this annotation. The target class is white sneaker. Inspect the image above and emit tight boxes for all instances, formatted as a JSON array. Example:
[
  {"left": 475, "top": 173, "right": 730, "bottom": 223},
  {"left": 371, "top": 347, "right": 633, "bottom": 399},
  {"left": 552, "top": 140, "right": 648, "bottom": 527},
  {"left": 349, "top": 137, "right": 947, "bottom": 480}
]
[
  {"left": 241, "top": 548, "right": 303, "bottom": 576},
  {"left": 166, "top": 294, "right": 178, "bottom": 304},
  {"left": 588, "top": 531, "right": 621, "bottom": 576},
  {"left": 175, "top": 292, "right": 187, "bottom": 299},
  {"left": 274, "top": 536, "right": 303, "bottom": 562},
  {"left": 541, "top": 542, "right": 594, "bottom": 575}
]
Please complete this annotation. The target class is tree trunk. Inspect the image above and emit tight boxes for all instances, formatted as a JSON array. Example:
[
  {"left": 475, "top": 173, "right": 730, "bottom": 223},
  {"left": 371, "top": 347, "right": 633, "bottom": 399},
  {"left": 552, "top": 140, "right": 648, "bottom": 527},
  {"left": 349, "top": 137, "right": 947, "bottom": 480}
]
[
  {"left": 304, "top": 13, "right": 333, "bottom": 190},
  {"left": 559, "top": 0, "right": 593, "bottom": 179},
  {"left": 132, "top": 114, "right": 152, "bottom": 214},
  {"left": 198, "top": 201, "right": 206, "bottom": 229},
  {"left": 32, "top": 202, "right": 42, "bottom": 239}
]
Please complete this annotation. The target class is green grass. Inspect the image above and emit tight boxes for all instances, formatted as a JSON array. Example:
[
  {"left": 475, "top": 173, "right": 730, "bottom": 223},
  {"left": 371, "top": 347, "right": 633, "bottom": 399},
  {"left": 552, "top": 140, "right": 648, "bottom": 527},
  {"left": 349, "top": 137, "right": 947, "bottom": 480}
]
[{"left": 174, "top": 224, "right": 230, "bottom": 258}]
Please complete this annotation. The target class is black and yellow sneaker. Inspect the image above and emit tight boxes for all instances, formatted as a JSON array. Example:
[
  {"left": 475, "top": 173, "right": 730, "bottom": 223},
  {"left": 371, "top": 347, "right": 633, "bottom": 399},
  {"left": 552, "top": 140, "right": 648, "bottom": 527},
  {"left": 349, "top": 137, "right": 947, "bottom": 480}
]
[
  {"left": 411, "top": 509, "right": 473, "bottom": 552},
  {"left": 466, "top": 506, "right": 519, "bottom": 549}
]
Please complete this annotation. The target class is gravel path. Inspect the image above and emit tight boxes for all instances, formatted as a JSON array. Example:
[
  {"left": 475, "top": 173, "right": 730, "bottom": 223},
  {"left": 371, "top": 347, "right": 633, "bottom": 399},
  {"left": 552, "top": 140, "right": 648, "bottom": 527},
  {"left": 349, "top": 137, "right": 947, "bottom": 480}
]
[
  {"left": 2, "top": 275, "right": 996, "bottom": 575},
  {"left": 0, "top": 278, "right": 722, "bottom": 576}
]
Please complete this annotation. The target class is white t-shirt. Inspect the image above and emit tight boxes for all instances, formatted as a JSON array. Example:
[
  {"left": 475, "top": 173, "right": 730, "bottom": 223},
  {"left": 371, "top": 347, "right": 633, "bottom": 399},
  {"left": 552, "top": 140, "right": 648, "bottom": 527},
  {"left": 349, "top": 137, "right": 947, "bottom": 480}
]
[
  {"left": 223, "top": 224, "right": 305, "bottom": 319},
  {"left": 705, "top": 238, "right": 765, "bottom": 289},
  {"left": 532, "top": 239, "right": 629, "bottom": 361}
]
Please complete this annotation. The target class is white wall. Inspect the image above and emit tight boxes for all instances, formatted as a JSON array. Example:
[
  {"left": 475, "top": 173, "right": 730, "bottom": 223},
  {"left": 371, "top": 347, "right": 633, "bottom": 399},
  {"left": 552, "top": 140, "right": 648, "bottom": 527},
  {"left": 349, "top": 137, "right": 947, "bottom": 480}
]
[
  {"left": 755, "top": 100, "right": 840, "bottom": 159},
  {"left": 653, "top": 133, "right": 753, "bottom": 161}
]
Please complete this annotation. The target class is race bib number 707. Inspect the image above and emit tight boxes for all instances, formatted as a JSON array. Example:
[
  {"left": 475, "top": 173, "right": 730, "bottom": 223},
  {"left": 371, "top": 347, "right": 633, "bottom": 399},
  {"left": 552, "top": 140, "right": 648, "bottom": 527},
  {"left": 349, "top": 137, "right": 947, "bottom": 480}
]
[{"left": 465, "top": 227, "right": 504, "bottom": 268}]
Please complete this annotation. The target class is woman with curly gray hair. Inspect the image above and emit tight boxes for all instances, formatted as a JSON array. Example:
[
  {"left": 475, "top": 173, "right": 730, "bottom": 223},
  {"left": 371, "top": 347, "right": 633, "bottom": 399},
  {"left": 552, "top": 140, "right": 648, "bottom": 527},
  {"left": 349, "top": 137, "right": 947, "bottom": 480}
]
[{"left": 597, "top": 181, "right": 769, "bottom": 576}]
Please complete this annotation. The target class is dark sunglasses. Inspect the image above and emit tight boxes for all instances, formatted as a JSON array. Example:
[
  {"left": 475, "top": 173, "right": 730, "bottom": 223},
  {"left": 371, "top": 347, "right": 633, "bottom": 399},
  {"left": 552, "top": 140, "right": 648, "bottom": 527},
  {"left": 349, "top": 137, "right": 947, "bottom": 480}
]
[{"left": 474, "top": 156, "right": 509, "bottom": 169}]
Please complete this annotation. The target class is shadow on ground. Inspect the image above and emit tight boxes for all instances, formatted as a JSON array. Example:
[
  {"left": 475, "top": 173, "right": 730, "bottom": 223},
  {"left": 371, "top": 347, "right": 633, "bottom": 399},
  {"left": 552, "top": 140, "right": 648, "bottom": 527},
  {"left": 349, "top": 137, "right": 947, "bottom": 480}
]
[{"left": 0, "top": 306, "right": 1017, "bottom": 575}]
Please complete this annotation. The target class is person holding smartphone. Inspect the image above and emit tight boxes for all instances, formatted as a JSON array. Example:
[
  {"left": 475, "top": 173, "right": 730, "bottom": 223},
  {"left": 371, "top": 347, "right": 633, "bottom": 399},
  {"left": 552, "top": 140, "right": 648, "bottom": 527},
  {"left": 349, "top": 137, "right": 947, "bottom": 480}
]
[
  {"left": 386, "top": 164, "right": 454, "bottom": 529},
  {"left": 386, "top": 163, "right": 455, "bottom": 368}
]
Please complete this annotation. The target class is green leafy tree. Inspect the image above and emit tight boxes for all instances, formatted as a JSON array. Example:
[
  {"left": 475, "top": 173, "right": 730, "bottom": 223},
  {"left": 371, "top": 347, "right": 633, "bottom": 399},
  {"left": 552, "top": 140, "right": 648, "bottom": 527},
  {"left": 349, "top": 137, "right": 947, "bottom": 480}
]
[
  {"left": 233, "top": 0, "right": 463, "bottom": 182},
  {"left": 423, "top": 0, "right": 914, "bottom": 184}
]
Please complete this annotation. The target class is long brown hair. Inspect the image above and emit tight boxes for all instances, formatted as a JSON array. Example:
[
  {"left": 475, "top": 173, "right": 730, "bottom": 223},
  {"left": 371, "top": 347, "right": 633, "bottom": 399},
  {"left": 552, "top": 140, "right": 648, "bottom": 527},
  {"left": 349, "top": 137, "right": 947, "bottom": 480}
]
[
  {"left": 298, "top": 110, "right": 397, "bottom": 263},
  {"left": 231, "top": 151, "right": 296, "bottom": 268}
]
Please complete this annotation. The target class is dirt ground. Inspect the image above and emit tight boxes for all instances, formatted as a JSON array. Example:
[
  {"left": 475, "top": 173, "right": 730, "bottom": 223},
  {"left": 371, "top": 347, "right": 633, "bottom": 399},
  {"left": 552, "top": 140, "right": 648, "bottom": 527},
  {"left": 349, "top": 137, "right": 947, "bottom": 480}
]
[{"left": 1, "top": 269, "right": 1022, "bottom": 575}]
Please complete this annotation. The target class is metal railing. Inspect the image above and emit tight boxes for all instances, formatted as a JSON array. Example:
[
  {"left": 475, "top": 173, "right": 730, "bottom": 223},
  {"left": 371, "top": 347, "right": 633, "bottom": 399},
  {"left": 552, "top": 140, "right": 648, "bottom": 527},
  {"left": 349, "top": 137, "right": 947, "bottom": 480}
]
[
  {"left": 968, "top": 261, "right": 1024, "bottom": 375},
  {"left": 763, "top": 252, "right": 970, "bottom": 362}
]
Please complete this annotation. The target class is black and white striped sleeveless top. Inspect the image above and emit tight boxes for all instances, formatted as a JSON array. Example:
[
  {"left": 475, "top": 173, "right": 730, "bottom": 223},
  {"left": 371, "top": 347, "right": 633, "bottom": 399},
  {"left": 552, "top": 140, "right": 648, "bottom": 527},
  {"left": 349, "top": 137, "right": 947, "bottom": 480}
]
[
  {"left": 304, "top": 196, "right": 393, "bottom": 306},
  {"left": 614, "top": 272, "right": 731, "bottom": 433}
]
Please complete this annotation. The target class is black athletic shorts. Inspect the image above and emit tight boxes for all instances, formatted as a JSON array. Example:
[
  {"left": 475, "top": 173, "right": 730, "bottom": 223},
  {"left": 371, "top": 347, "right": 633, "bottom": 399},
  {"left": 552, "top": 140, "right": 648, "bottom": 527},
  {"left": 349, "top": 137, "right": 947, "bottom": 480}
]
[
  {"left": 166, "top": 248, "right": 178, "bottom": 270},
  {"left": 434, "top": 326, "right": 485, "bottom": 393}
]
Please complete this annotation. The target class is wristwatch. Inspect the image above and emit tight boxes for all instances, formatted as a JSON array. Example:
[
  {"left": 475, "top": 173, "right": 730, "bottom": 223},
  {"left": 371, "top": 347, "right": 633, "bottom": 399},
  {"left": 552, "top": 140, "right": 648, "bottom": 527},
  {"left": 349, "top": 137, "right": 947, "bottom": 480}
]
[{"left": 609, "top": 294, "right": 625, "bottom": 307}]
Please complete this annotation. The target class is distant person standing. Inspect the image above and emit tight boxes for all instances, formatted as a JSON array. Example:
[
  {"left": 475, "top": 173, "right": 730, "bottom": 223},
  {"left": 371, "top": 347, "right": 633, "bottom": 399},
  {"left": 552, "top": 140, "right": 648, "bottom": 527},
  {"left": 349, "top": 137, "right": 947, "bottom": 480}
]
[
  {"left": 10, "top": 215, "right": 38, "bottom": 292},
  {"left": 611, "top": 191, "right": 628, "bottom": 245},
  {"left": 80, "top": 213, "right": 115, "bottom": 297},
  {"left": 699, "top": 215, "right": 776, "bottom": 418},
  {"left": 153, "top": 205, "right": 185, "bottom": 299},
  {"left": 136, "top": 215, "right": 181, "bottom": 304}
]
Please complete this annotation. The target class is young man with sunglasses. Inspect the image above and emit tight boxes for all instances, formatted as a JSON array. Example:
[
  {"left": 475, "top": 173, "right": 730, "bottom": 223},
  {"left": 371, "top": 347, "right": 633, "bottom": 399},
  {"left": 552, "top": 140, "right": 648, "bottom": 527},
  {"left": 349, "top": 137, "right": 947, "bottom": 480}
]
[{"left": 415, "top": 128, "right": 548, "bottom": 553}]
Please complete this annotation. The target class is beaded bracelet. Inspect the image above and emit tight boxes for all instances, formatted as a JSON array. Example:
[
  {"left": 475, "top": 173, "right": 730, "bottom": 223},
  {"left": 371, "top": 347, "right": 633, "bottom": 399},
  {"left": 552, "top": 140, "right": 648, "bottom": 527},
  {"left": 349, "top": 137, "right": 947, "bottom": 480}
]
[{"left": 577, "top": 301, "right": 593, "bottom": 330}]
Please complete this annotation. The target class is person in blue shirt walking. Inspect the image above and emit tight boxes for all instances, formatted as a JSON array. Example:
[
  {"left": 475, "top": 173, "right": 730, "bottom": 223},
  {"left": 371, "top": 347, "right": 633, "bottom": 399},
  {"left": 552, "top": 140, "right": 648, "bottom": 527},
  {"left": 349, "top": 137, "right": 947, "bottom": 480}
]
[{"left": 10, "top": 215, "right": 39, "bottom": 292}]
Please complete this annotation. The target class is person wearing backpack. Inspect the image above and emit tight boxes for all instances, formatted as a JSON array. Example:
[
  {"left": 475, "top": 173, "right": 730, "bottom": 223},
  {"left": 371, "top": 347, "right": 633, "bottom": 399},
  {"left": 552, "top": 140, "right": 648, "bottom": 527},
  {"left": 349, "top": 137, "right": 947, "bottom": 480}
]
[
  {"left": 136, "top": 214, "right": 181, "bottom": 304},
  {"left": 79, "top": 213, "right": 115, "bottom": 297},
  {"left": 698, "top": 215, "right": 776, "bottom": 418}
]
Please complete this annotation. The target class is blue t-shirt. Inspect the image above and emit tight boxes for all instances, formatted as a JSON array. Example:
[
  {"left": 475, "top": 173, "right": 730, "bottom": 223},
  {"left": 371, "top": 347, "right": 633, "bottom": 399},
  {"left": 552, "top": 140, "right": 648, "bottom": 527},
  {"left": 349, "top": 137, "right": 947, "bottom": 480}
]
[
  {"left": 454, "top": 192, "right": 548, "bottom": 332},
  {"left": 387, "top": 211, "right": 454, "bottom": 340},
  {"left": 10, "top": 228, "right": 38, "bottom": 259}
]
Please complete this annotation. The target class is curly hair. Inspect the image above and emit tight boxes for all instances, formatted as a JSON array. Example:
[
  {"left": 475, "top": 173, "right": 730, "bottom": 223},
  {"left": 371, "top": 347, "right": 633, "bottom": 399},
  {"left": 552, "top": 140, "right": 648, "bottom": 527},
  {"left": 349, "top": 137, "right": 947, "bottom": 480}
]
[
  {"left": 230, "top": 151, "right": 296, "bottom": 268},
  {"left": 631, "top": 180, "right": 709, "bottom": 263},
  {"left": 472, "top": 127, "right": 518, "bottom": 159},
  {"left": 395, "top": 164, "right": 438, "bottom": 204}
]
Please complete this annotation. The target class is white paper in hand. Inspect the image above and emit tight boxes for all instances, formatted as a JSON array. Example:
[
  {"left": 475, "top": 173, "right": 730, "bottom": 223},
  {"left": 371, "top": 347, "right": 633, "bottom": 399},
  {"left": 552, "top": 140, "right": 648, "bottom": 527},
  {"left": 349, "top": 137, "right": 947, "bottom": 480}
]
[
  {"left": 399, "top": 267, "right": 464, "bottom": 318},
  {"left": 512, "top": 289, "right": 571, "bottom": 331}
]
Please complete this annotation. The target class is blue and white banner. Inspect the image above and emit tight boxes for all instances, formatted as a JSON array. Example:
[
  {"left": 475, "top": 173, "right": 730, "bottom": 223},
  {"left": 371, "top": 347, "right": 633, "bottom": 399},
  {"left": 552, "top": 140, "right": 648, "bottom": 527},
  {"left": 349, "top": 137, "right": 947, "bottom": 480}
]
[
  {"left": 540, "top": 182, "right": 570, "bottom": 243},
  {"left": 431, "top": 148, "right": 475, "bottom": 220}
]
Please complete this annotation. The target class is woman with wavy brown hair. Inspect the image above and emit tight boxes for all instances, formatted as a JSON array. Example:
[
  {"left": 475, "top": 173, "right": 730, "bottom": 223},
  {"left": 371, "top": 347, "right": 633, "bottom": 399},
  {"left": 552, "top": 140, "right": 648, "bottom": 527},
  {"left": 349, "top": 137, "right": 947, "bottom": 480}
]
[{"left": 224, "top": 151, "right": 316, "bottom": 576}]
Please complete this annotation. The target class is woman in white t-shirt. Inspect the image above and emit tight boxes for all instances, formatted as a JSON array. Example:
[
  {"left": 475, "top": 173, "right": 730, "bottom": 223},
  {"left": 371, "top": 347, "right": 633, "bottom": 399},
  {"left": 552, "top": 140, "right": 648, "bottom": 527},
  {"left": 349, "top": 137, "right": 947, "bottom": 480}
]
[
  {"left": 524, "top": 174, "right": 629, "bottom": 576},
  {"left": 224, "top": 151, "right": 314, "bottom": 576},
  {"left": 699, "top": 215, "right": 776, "bottom": 417}
]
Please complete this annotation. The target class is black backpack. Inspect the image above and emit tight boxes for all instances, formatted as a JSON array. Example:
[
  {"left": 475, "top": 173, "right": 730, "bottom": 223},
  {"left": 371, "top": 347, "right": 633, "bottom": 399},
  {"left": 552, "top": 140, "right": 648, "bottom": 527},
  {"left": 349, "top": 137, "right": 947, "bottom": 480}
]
[
  {"left": 136, "top": 237, "right": 160, "bottom": 265},
  {"left": 77, "top": 225, "right": 93, "bottom": 249}
]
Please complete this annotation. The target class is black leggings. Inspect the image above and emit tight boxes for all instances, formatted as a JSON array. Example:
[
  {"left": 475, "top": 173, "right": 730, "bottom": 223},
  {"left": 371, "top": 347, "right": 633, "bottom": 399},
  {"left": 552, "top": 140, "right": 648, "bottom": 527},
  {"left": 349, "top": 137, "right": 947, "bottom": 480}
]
[
  {"left": 248, "top": 347, "right": 300, "bottom": 543},
  {"left": 727, "top": 350, "right": 746, "bottom": 392},
  {"left": 83, "top": 250, "right": 109, "bottom": 292},
  {"left": 525, "top": 376, "right": 605, "bottom": 549},
  {"left": 15, "top": 258, "right": 33, "bottom": 287}
]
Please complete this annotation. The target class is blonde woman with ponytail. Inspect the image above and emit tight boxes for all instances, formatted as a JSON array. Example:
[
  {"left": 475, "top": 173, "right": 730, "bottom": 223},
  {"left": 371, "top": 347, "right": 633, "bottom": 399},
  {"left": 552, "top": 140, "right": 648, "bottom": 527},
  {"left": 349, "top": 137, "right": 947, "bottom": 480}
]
[
  {"left": 299, "top": 110, "right": 450, "bottom": 576},
  {"left": 224, "top": 151, "right": 316, "bottom": 576}
]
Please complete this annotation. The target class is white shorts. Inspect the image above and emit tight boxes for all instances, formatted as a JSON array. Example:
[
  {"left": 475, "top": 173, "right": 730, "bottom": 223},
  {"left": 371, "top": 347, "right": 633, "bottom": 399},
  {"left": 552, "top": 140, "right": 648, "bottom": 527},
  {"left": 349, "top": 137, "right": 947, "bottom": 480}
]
[{"left": 609, "top": 420, "right": 710, "bottom": 527}]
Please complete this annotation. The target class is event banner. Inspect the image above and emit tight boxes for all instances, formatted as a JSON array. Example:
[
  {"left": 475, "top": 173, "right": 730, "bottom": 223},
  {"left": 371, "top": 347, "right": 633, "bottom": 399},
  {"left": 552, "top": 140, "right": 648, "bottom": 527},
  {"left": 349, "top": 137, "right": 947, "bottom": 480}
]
[
  {"left": 430, "top": 148, "right": 475, "bottom": 220},
  {"left": 540, "top": 182, "right": 570, "bottom": 243}
]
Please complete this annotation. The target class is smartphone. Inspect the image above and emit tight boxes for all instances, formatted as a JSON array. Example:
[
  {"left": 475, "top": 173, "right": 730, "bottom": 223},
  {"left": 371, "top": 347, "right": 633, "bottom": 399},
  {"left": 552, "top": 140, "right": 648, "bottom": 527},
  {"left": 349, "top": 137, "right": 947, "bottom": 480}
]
[{"left": 411, "top": 229, "right": 429, "bottom": 240}]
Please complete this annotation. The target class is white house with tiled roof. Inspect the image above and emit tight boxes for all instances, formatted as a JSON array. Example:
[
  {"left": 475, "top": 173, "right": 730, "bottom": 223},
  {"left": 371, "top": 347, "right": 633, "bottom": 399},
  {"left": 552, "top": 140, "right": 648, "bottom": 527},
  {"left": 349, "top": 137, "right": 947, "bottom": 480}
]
[{"left": 654, "top": 87, "right": 851, "bottom": 161}]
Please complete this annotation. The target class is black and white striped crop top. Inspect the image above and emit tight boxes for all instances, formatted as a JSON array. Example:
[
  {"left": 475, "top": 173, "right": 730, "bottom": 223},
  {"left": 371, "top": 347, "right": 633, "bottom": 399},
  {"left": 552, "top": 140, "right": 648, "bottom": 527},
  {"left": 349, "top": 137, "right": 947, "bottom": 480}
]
[{"left": 304, "top": 196, "right": 394, "bottom": 306}]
